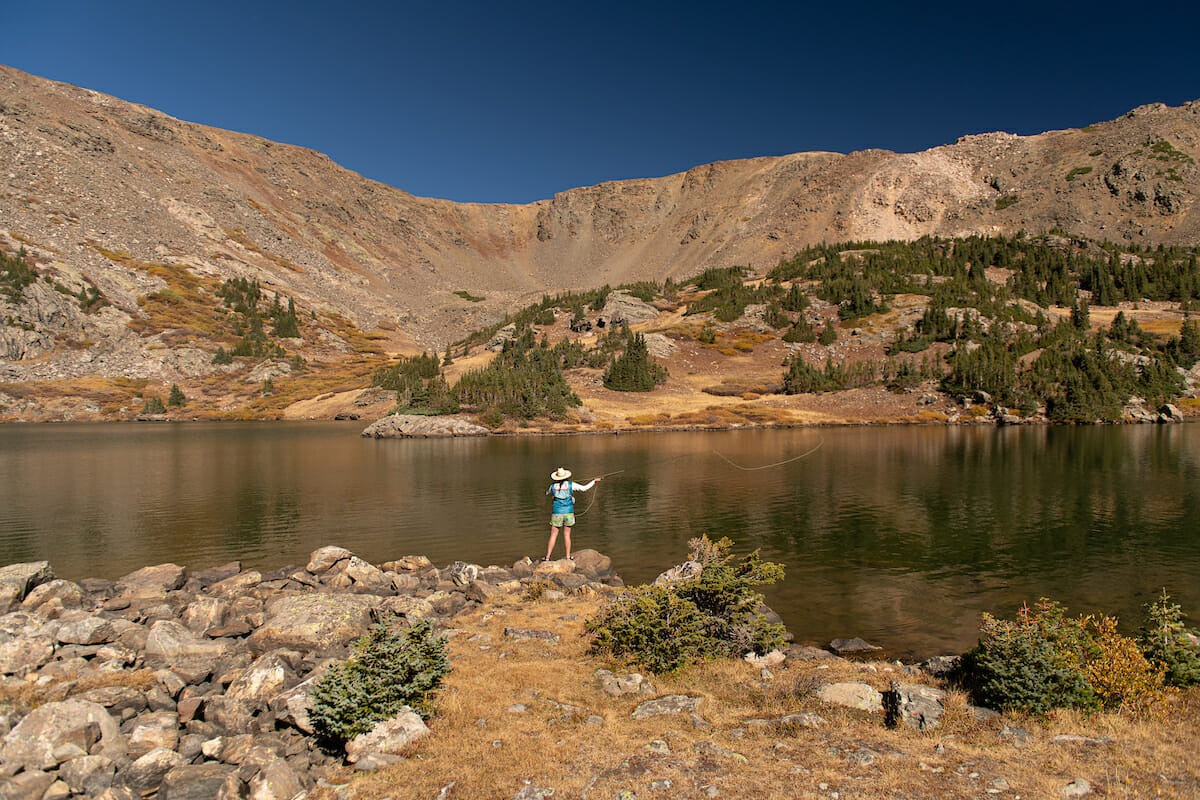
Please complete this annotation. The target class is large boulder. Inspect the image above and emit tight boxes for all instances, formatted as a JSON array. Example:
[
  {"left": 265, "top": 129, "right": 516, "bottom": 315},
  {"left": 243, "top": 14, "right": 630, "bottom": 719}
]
[
  {"left": 816, "top": 682, "right": 884, "bottom": 713},
  {"left": 246, "top": 593, "right": 379, "bottom": 655},
  {"left": 600, "top": 290, "right": 659, "bottom": 326},
  {"left": 0, "top": 633, "right": 54, "bottom": 675},
  {"left": 0, "top": 699, "right": 122, "bottom": 771},
  {"left": 113, "top": 564, "right": 187, "bottom": 599},
  {"left": 361, "top": 414, "right": 491, "bottom": 439},
  {"left": 884, "top": 681, "right": 947, "bottom": 731},
  {"left": 156, "top": 764, "right": 237, "bottom": 800},
  {"left": 0, "top": 561, "right": 54, "bottom": 609},
  {"left": 226, "top": 650, "right": 299, "bottom": 705},
  {"left": 344, "top": 708, "right": 431, "bottom": 763},
  {"left": 143, "top": 620, "right": 235, "bottom": 683}
]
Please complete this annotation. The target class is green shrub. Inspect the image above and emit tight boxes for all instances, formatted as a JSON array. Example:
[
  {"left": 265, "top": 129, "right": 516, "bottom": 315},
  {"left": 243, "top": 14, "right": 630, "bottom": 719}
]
[
  {"left": 167, "top": 384, "right": 186, "bottom": 408},
  {"left": 309, "top": 618, "right": 450, "bottom": 752},
  {"left": 1140, "top": 589, "right": 1200, "bottom": 688},
  {"left": 956, "top": 598, "right": 1162, "bottom": 714},
  {"left": 586, "top": 536, "right": 785, "bottom": 673}
]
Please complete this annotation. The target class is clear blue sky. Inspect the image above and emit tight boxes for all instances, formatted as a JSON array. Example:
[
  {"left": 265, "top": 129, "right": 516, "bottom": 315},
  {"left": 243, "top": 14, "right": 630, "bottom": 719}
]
[{"left": 4, "top": 1, "right": 1198, "bottom": 205}]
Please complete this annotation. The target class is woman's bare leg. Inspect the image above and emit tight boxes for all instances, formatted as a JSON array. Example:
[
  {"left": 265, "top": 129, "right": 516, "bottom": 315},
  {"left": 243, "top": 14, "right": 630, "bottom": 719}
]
[
  {"left": 563, "top": 526, "right": 572, "bottom": 559},
  {"left": 545, "top": 526, "right": 560, "bottom": 560}
]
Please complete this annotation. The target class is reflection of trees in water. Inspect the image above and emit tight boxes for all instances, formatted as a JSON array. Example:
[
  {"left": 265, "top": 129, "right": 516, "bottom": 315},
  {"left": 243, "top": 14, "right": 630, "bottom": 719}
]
[{"left": 228, "top": 485, "right": 302, "bottom": 547}]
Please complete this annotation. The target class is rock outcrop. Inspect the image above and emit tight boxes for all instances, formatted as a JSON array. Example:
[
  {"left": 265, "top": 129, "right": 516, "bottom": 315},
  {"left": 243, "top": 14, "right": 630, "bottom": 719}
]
[
  {"left": 360, "top": 414, "right": 491, "bottom": 439},
  {"left": 0, "top": 548, "right": 623, "bottom": 798}
]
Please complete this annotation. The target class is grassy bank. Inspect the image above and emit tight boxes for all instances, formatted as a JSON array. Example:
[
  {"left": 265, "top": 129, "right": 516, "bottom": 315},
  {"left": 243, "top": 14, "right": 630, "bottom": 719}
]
[{"left": 318, "top": 594, "right": 1200, "bottom": 800}]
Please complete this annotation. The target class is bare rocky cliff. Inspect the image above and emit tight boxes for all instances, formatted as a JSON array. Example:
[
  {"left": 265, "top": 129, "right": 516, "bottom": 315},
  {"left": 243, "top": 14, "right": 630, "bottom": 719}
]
[{"left": 1, "top": 62, "right": 1198, "bottom": 389}]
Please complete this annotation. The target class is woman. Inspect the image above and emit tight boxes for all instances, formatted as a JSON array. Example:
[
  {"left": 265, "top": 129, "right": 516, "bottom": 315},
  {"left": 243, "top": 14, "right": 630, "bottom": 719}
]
[{"left": 544, "top": 467, "right": 601, "bottom": 561}]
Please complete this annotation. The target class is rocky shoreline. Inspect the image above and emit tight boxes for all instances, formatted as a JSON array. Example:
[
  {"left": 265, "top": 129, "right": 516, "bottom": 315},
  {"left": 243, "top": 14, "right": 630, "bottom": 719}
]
[
  {"left": 0, "top": 549, "right": 628, "bottom": 799},
  {"left": 0, "top": 547, "right": 985, "bottom": 800}
]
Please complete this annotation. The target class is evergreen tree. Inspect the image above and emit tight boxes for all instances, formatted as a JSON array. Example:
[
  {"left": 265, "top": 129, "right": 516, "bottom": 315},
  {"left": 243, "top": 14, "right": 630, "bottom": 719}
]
[
  {"left": 603, "top": 332, "right": 667, "bottom": 391},
  {"left": 167, "top": 384, "right": 186, "bottom": 407}
]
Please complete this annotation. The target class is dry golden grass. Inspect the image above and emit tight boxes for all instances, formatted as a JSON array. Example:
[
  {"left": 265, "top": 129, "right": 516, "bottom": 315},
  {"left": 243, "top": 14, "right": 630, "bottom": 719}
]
[
  {"left": 315, "top": 596, "right": 1200, "bottom": 800},
  {"left": 0, "top": 667, "right": 159, "bottom": 711}
]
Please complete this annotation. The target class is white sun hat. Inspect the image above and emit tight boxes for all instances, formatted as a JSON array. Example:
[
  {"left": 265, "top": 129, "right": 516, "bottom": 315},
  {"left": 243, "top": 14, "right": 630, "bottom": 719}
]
[{"left": 550, "top": 467, "right": 572, "bottom": 481}]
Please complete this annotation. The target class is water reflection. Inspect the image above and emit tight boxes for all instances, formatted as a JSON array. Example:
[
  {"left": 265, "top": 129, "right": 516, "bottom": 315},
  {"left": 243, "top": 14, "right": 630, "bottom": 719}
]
[{"left": 0, "top": 422, "right": 1197, "bottom": 657}]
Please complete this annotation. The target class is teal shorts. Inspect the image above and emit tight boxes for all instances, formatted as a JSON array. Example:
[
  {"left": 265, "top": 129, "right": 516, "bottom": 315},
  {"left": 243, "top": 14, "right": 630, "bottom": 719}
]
[{"left": 551, "top": 513, "right": 576, "bottom": 528}]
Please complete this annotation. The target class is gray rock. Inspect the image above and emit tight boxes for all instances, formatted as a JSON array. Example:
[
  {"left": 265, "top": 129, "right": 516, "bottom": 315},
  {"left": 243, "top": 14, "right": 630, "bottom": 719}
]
[
  {"left": 118, "top": 747, "right": 186, "bottom": 794},
  {"left": 920, "top": 655, "right": 960, "bottom": 677},
  {"left": 595, "top": 669, "right": 656, "bottom": 697},
  {"left": 0, "top": 770, "right": 56, "bottom": 800},
  {"left": 503, "top": 628, "right": 560, "bottom": 644},
  {"left": 21, "top": 579, "right": 84, "bottom": 614},
  {"left": 203, "top": 696, "right": 256, "bottom": 735},
  {"left": 113, "top": 564, "right": 186, "bottom": 598},
  {"left": 380, "top": 594, "right": 435, "bottom": 621},
  {"left": 247, "top": 755, "right": 306, "bottom": 800},
  {"left": 446, "top": 561, "right": 481, "bottom": 585},
  {"left": 1060, "top": 778, "right": 1093, "bottom": 797},
  {"left": 246, "top": 593, "right": 378, "bottom": 656},
  {"left": 126, "top": 712, "right": 180, "bottom": 758},
  {"left": 306, "top": 546, "right": 353, "bottom": 574},
  {"left": 884, "top": 681, "right": 947, "bottom": 731},
  {"left": 76, "top": 686, "right": 147, "bottom": 717},
  {"left": 601, "top": 290, "right": 659, "bottom": 326},
  {"left": 784, "top": 644, "right": 839, "bottom": 662},
  {"left": 344, "top": 708, "right": 431, "bottom": 763},
  {"left": 0, "top": 699, "right": 121, "bottom": 770},
  {"left": 361, "top": 414, "right": 490, "bottom": 439},
  {"left": 631, "top": 695, "right": 703, "bottom": 719},
  {"left": 144, "top": 620, "right": 234, "bottom": 683},
  {"left": 816, "top": 682, "right": 884, "bottom": 713},
  {"left": 654, "top": 560, "right": 702, "bottom": 586},
  {"left": 0, "top": 561, "right": 54, "bottom": 604},
  {"left": 206, "top": 570, "right": 262, "bottom": 598},
  {"left": 56, "top": 614, "right": 116, "bottom": 645},
  {"left": 226, "top": 651, "right": 298, "bottom": 705},
  {"left": 828, "top": 637, "right": 881, "bottom": 654},
  {"left": 58, "top": 754, "right": 118, "bottom": 795},
  {"left": 182, "top": 595, "right": 230, "bottom": 634},
  {"left": 0, "top": 633, "right": 54, "bottom": 675},
  {"left": 570, "top": 549, "right": 614, "bottom": 579},
  {"left": 776, "top": 712, "right": 827, "bottom": 728},
  {"left": 511, "top": 784, "right": 556, "bottom": 800},
  {"left": 156, "top": 763, "right": 237, "bottom": 800}
]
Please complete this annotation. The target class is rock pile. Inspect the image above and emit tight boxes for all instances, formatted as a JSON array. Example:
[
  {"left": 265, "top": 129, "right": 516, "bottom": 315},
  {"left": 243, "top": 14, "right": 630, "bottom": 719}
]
[{"left": 0, "top": 548, "right": 622, "bottom": 799}]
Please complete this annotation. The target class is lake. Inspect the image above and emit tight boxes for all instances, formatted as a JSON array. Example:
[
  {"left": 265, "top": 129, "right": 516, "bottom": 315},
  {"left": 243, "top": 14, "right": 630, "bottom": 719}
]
[{"left": 1, "top": 421, "right": 1197, "bottom": 658}]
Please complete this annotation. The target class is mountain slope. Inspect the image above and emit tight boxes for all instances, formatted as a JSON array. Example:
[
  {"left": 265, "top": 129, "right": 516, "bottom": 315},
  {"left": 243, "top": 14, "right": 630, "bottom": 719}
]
[{"left": 1, "top": 63, "right": 1198, "bottom": 419}]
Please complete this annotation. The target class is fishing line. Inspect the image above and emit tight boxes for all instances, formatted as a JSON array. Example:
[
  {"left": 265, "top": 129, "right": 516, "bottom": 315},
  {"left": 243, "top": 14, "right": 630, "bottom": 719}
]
[
  {"left": 573, "top": 468, "right": 625, "bottom": 516},
  {"left": 570, "top": 436, "right": 822, "bottom": 516},
  {"left": 710, "top": 436, "right": 824, "bottom": 471}
]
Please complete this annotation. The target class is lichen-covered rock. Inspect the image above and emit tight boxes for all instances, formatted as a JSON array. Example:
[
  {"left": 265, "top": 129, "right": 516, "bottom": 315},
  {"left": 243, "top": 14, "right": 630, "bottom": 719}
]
[
  {"left": 631, "top": 695, "right": 703, "bottom": 719},
  {"left": 246, "top": 593, "right": 379, "bottom": 656},
  {"left": 360, "top": 414, "right": 490, "bottom": 439}
]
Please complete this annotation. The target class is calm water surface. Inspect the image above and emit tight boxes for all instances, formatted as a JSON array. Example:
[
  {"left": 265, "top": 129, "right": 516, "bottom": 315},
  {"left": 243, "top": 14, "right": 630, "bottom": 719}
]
[{"left": 2, "top": 422, "right": 1197, "bottom": 657}]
